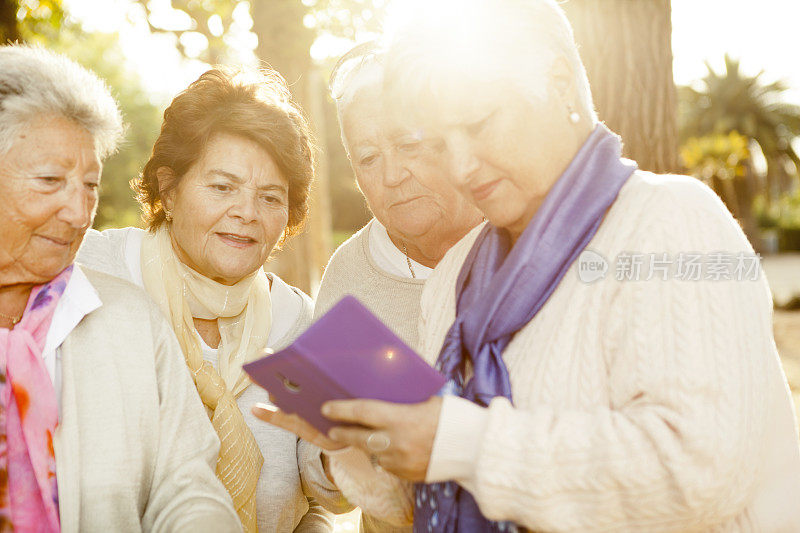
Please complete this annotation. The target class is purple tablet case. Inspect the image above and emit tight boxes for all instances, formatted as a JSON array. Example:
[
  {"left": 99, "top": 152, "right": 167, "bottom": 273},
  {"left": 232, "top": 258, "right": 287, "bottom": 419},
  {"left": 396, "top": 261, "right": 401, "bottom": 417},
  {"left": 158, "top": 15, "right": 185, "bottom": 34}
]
[{"left": 243, "top": 295, "right": 446, "bottom": 433}]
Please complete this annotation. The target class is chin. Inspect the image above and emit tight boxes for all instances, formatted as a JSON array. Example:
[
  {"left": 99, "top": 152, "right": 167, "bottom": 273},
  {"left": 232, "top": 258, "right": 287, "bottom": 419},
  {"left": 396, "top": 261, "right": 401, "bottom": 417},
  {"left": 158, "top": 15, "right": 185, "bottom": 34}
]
[
  {"left": 388, "top": 214, "right": 438, "bottom": 239},
  {"left": 211, "top": 262, "right": 262, "bottom": 284}
]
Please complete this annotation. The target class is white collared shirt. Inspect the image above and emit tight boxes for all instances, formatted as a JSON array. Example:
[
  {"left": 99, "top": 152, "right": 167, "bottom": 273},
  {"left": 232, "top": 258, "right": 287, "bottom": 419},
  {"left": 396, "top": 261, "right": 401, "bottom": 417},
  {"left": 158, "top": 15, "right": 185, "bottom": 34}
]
[
  {"left": 367, "top": 220, "right": 433, "bottom": 280},
  {"left": 42, "top": 264, "right": 102, "bottom": 408}
]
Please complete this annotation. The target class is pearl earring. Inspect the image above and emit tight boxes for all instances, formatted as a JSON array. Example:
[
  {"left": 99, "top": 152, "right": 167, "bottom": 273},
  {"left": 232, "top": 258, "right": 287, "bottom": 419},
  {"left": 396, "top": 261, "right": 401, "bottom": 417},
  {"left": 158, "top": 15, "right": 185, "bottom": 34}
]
[{"left": 567, "top": 104, "right": 580, "bottom": 124}]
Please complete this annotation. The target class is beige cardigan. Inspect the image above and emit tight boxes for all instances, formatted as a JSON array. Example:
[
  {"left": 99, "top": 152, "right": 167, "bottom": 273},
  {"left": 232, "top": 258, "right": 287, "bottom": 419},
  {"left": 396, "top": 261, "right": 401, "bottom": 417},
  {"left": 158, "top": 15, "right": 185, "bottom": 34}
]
[
  {"left": 329, "top": 172, "right": 800, "bottom": 531},
  {"left": 53, "top": 267, "right": 240, "bottom": 532}
]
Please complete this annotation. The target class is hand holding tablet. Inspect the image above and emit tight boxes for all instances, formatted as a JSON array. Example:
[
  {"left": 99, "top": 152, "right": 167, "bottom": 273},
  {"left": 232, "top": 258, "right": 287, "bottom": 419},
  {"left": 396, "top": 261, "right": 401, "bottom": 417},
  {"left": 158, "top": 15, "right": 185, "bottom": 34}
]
[{"left": 244, "top": 295, "right": 446, "bottom": 433}]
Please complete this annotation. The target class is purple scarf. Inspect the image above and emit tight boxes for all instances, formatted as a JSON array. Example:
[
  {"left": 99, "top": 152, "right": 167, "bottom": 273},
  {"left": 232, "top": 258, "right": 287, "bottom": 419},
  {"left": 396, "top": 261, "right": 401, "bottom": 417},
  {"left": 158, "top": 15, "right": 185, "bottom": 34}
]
[{"left": 413, "top": 125, "right": 636, "bottom": 533}]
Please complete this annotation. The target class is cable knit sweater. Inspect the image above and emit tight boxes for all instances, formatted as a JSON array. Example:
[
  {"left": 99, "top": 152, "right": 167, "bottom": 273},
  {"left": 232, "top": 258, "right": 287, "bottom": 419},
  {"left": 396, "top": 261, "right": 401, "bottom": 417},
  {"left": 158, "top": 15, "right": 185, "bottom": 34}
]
[{"left": 327, "top": 171, "right": 800, "bottom": 532}]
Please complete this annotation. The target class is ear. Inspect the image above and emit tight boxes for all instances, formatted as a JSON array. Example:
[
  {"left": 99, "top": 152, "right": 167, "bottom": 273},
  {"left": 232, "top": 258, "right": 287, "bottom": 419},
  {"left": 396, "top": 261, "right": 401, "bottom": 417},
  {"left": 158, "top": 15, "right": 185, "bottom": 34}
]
[
  {"left": 549, "top": 55, "right": 577, "bottom": 105},
  {"left": 156, "top": 166, "right": 176, "bottom": 212}
]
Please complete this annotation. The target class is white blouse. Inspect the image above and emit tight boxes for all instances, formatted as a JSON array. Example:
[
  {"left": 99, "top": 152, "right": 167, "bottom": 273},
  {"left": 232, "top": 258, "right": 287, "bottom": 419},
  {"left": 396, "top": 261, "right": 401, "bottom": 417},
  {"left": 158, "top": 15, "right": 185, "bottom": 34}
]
[{"left": 367, "top": 220, "right": 433, "bottom": 280}]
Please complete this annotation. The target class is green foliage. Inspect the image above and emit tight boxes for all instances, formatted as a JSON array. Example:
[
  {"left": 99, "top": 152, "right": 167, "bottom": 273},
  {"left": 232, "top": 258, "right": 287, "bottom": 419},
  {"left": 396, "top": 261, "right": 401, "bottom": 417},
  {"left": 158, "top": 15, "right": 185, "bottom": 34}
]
[
  {"left": 680, "top": 130, "right": 749, "bottom": 182},
  {"left": 678, "top": 55, "right": 800, "bottom": 200},
  {"left": 777, "top": 189, "right": 800, "bottom": 231},
  {"left": 132, "top": 0, "right": 242, "bottom": 64}
]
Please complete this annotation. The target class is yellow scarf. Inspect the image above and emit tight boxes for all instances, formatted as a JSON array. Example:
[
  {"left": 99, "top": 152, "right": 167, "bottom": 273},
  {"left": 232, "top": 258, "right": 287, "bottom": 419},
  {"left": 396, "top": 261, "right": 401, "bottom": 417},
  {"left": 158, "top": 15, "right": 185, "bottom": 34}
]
[{"left": 140, "top": 227, "right": 269, "bottom": 532}]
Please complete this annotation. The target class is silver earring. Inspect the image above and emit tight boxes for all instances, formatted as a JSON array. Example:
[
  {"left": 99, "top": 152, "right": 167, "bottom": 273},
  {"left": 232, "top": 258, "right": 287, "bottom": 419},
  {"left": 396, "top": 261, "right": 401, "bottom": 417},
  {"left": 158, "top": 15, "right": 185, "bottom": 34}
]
[{"left": 567, "top": 105, "right": 580, "bottom": 124}]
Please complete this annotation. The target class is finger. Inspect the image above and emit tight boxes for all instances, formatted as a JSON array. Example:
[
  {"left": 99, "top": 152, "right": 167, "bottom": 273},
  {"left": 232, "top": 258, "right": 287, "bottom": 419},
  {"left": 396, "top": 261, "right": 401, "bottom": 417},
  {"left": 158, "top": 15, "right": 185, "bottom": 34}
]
[
  {"left": 252, "top": 404, "right": 344, "bottom": 451},
  {"left": 327, "top": 425, "right": 382, "bottom": 452},
  {"left": 321, "top": 398, "right": 404, "bottom": 428}
]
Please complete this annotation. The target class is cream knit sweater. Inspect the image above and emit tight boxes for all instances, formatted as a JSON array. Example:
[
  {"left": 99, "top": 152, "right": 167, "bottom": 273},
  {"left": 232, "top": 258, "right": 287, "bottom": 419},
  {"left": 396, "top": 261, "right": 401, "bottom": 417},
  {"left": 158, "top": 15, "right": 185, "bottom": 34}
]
[{"left": 328, "top": 171, "right": 800, "bottom": 531}]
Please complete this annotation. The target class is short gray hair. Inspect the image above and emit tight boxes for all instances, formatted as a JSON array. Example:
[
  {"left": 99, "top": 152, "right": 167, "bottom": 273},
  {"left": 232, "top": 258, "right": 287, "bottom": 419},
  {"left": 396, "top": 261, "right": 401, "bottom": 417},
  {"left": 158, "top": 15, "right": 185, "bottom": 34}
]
[
  {"left": 384, "top": 0, "right": 596, "bottom": 121},
  {"left": 329, "top": 42, "right": 385, "bottom": 155},
  {"left": 0, "top": 44, "right": 124, "bottom": 159}
]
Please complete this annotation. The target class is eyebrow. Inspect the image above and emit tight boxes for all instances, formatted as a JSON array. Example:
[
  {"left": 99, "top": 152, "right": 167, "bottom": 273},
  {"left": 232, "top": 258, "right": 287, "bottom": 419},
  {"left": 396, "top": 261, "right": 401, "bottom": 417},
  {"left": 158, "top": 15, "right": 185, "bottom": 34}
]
[{"left": 207, "top": 169, "right": 288, "bottom": 193}]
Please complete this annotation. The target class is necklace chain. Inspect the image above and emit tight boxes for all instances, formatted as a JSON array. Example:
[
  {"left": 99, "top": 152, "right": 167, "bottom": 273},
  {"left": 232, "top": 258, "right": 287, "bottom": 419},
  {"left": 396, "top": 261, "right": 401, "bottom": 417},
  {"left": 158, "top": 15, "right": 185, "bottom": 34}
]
[
  {"left": 402, "top": 243, "right": 417, "bottom": 279},
  {"left": 0, "top": 309, "right": 22, "bottom": 326}
]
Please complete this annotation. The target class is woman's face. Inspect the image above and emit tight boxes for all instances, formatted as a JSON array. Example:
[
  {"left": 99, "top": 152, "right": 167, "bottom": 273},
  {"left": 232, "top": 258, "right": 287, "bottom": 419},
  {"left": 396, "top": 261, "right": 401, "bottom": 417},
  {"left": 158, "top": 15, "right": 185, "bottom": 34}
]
[
  {"left": 343, "top": 91, "right": 481, "bottom": 244},
  {"left": 162, "top": 133, "right": 289, "bottom": 285},
  {"left": 0, "top": 114, "right": 100, "bottom": 286},
  {"left": 430, "top": 79, "right": 586, "bottom": 238}
]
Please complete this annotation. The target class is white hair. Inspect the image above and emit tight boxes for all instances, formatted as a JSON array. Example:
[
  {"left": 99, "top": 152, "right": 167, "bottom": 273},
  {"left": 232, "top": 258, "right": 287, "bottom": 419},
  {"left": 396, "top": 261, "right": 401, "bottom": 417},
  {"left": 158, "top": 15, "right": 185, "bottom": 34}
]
[
  {"left": 0, "top": 44, "right": 124, "bottom": 159},
  {"left": 384, "top": 0, "right": 596, "bottom": 121},
  {"left": 331, "top": 50, "right": 385, "bottom": 156}
]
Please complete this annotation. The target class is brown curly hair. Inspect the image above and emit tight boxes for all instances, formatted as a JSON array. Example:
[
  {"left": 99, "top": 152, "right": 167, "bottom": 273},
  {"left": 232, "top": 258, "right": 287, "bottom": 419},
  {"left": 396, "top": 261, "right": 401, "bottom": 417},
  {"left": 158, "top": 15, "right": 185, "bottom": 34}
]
[{"left": 134, "top": 66, "right": 315, "bottom": 239}]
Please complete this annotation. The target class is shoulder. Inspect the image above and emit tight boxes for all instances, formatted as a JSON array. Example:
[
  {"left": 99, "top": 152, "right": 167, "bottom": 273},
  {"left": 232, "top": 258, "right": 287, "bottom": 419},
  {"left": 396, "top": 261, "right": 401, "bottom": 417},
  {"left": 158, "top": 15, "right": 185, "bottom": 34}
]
[
  {"left": 620, "top": 171, "right": 729, "bottom": 213},
  {"left": 316, "top": 222, "right": 373, "bottom": 315},
  {"left": 268, "top": 272, "right": 314, "bottom": 347},
  {"left": 322, "top": 221, "right": 372, "bottom": 277},
  {"left": 612, "top": 170, "right": 750, "bottom": 250},
  {"left": 77, "top": 227, "right": 143, "bottom": 282},
  {"left": 422, "top": 222, "right": 486, "bottom": 306},
  {"left": 79, "top": 265, "right": 164, "bottom": 325}
]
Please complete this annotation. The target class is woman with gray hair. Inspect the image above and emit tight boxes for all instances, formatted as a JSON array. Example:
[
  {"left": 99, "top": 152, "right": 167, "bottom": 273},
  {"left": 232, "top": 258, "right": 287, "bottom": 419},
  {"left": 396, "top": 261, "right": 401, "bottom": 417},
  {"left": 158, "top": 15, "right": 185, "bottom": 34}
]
[
  {"left": 0, "top": 45, "right": 238, "bottom": 531},
  {"left": 258, "top": 43, "right": 482, "bottom": 533},
  {"left": 256, "top": 0, "right": 800, "bottom": 531},
  {"left": 313, "top": 43, "right": 482, "bottom": 343}
]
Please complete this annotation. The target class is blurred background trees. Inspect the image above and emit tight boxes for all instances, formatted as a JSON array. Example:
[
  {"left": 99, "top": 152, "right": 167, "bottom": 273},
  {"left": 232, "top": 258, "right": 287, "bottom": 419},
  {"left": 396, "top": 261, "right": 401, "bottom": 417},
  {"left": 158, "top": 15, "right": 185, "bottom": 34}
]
[
  {"left": 678, "top": 55, "right": 800, "bottom": 252},
  {"left": 4, "top": 0, "right": 800, "bottom": 289},
  {"left": 563, "top": 0, "right": 679, "bottom": 174}
]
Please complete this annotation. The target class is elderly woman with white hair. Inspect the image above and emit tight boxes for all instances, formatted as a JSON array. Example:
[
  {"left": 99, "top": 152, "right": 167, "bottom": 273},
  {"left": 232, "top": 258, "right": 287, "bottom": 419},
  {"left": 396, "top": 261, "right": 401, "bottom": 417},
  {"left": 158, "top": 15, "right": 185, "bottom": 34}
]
[
  {"left": 263, "top": 43, "right": 482, "bottom": 533},
  {"left": 313, "top": 43, "right": 482, "bottom": 345},
  {"left": 257, "top": 0, "right": 800, "bottom": 531},
  {"left": 0, "top": 45, "right": 238, "bottom": 531}
]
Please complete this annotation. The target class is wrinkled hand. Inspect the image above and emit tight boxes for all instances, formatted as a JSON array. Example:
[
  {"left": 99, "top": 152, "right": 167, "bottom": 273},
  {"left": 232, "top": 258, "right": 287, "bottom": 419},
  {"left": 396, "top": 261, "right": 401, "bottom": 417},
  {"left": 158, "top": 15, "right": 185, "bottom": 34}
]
[{"left": 323, "top": 396, "right": 442, "bottom": 482}]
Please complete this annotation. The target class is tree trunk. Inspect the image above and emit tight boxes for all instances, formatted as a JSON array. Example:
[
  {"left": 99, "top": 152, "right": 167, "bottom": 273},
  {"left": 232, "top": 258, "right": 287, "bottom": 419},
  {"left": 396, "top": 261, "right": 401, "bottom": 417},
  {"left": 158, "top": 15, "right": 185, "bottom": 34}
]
[
  {"left": 251, "top": 2, "right": 332, "bottom": 295},
  {"left": 562, "top": 0, "right": 679, "bottom": 173}
]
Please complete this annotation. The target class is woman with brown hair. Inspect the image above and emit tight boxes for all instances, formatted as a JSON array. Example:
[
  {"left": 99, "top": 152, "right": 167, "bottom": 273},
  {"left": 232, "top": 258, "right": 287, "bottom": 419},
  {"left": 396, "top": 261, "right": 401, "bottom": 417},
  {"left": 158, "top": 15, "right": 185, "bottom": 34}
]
[{"left": 78, "top": 67, "right": 345, "bottom": 532}]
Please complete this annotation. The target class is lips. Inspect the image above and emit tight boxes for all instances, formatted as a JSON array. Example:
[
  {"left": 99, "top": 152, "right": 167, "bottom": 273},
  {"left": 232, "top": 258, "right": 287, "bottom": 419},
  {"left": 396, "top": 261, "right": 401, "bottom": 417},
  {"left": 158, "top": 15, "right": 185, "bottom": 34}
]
[
  {"left": 390, "top": 195, "right": 425, "bottom": 208},
  {"left": 37, "top": 235, "right": 73, "bottom": 247},
  {"left": 216, "top": 232, "right": 257, "bottom": 248},
  {"left": 470, "top": 179, "right": 502, "bottom": 202}
]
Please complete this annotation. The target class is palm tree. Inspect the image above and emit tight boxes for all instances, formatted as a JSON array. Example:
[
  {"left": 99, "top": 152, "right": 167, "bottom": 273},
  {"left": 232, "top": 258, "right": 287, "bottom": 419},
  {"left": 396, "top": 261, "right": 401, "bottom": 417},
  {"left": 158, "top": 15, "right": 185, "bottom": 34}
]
[{"left": 679, "top": 55, "right": 800, "bottom": 204}]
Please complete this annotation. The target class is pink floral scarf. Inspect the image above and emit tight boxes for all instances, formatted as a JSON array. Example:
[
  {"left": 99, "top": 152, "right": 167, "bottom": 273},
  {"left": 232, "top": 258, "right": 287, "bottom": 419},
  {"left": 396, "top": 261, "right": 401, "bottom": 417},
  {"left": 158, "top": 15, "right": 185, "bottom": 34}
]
[{"left": 0, "top": 266, "right": 72, "bottom": 532}]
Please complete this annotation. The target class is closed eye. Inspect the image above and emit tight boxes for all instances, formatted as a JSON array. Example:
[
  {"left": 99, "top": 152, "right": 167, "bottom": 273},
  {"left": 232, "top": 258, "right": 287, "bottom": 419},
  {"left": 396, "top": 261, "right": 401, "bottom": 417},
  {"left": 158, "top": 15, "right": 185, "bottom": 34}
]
[
  {"left": 398, "top": 140, "right": 422, "bottom": 153},
  {"left": 359, "top": 154, "right": 379, "bottom": 167}
]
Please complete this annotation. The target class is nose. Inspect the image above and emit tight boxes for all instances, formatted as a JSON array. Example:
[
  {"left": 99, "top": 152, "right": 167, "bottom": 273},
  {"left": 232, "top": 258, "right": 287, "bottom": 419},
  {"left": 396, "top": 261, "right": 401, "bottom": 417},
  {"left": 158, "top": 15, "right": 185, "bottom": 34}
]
[
  {"left": 57, "top": 181, "right": 94, "bottom": 230},
  {"left": 382, "top": 152, "right": 411, "bottom": 188},
  {"left": 228, "top": 189, "right": 258, "bottom": 223},
  {"left": 445, "top": 132, "right": 480, "bottom": 186}
]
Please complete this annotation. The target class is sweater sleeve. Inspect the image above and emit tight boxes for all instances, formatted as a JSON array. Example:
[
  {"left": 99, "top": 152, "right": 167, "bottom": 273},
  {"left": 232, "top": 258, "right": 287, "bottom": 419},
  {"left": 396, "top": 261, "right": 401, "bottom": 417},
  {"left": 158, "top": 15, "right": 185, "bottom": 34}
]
[
  {"left": 297, "top": 438, "right": 355, "bottom": 514},
  {"left": 424, "top": 179, "right": 776, "bottom": 532},
  {"left": 326, "top": 447, "right": 414, "bottom": 526},
  {"left": 141, "top": 305, "right": 241, "bottom": 532}
]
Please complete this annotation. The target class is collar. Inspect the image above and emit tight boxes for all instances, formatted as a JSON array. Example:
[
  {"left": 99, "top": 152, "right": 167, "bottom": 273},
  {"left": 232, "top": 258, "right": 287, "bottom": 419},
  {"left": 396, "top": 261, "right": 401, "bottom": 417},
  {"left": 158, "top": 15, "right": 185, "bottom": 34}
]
[
  {"left": 42, "top": 264, "right": 102, "bottom": 378},
  {"left": 368, "top": 219, "right": 433, "bottom": 280}
]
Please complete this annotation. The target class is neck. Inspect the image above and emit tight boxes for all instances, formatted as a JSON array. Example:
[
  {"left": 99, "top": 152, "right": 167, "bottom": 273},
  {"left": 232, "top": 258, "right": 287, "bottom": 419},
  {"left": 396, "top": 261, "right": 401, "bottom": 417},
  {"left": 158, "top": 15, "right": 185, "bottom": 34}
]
[
  {"left": 507, "top": 123, "right": 596, "bottom": 247},
  {"left": 387, "top": 231, "right": 455, "bottom": 269},
  {"left": 0, "top": 283, "right": 34, "bottom": 327}
]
